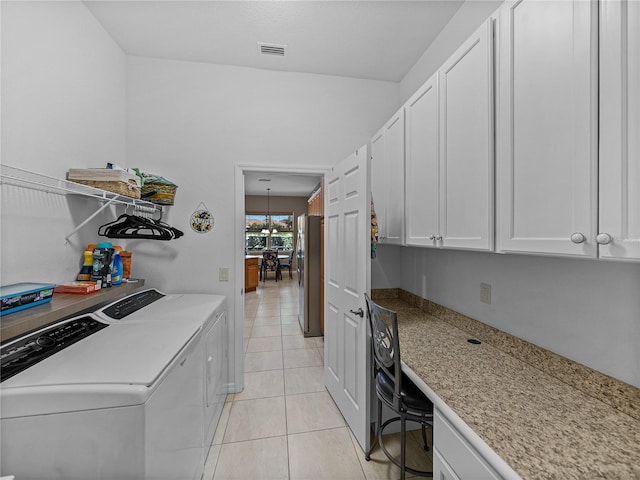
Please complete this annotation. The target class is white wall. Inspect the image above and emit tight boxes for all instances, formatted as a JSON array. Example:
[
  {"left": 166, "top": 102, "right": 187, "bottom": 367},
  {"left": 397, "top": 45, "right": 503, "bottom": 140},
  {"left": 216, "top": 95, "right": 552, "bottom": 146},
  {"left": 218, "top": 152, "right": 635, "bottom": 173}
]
[
  {"left": 1, "top": 1, "right": 127, "bottom": 284},
  {"left": 399, "top": 0, "right": 504, "bottom": 103},
  {"left": 371, "top": 245, "right": 403, "bottom": 289},
  {"left": 126, "top": 56, "right": 399, "bottom": 390},
  {"left": 126, "top": 55, "right": 398, "bottom": 297},
  {"left": 400, "top": 248, "right": 640, "bottom": 387}
]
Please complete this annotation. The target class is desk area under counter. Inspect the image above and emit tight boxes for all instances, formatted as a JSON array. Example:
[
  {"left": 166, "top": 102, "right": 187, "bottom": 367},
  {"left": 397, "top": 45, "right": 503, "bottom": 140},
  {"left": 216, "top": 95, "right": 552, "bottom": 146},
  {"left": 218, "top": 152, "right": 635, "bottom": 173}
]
[{"left": 373, "top": 291, "right": 640, "bottom": 480}]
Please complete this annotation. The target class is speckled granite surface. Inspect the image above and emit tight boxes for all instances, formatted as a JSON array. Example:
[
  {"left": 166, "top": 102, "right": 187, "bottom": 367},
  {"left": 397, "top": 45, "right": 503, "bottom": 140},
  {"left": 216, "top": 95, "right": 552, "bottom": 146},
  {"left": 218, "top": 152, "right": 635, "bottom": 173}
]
[{"left": 373, "top": 290, "right": 640, "bottom": 480}]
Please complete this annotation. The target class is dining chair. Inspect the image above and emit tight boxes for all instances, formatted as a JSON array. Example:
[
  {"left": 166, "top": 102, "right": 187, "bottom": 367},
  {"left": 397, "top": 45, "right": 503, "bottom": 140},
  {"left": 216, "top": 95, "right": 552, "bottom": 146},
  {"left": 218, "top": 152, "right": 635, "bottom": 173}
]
[
  {"left": 261, "top": 250, "right": 282, "bottom": 281},
  {"left": 280, "top": 250, "right": 294, "bottom": 279},
  {"left": 364, "top": 293, "right": 433, "bottom": 479}
]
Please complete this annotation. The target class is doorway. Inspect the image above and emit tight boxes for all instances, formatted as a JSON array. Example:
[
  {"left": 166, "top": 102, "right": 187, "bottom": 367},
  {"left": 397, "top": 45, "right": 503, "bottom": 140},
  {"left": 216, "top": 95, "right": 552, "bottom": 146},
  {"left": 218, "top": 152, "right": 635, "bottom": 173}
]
[{"left": 233, "top": 165, "right": 326, "bottom": 392}]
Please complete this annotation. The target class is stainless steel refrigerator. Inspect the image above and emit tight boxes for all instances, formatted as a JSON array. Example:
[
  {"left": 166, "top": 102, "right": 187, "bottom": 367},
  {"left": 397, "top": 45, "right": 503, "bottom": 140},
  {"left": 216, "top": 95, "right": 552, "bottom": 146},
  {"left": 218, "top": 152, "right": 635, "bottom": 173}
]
[{"left": 297, "top": 214, "right": 322, "bottom": 337}]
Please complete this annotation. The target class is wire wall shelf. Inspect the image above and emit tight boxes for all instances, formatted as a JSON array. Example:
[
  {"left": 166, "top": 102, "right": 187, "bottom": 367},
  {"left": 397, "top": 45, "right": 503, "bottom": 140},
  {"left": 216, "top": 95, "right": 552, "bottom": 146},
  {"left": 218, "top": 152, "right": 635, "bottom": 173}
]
[{"left": 1, "top": 164, "right": 162, "bottom": 242}]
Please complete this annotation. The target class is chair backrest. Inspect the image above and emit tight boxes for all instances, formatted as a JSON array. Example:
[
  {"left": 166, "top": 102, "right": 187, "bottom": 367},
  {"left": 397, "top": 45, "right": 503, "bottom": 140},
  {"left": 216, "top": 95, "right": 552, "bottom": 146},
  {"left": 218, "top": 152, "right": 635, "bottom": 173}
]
[
  {"left": 288, "top": 250, "right": 294, "bottom": 263},
  {"left": 364, "top": 293, "right": 403, "bottom": 411},
  {"left": 262, "top": 250, "right": 280, "bottom": 270}
]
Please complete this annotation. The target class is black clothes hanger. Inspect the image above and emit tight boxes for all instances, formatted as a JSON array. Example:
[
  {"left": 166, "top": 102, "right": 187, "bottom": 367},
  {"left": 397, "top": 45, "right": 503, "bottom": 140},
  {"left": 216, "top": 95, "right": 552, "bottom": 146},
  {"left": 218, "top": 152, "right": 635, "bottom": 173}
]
[{"left": 98, "top": 214, "right": 182, "bottom": 240}]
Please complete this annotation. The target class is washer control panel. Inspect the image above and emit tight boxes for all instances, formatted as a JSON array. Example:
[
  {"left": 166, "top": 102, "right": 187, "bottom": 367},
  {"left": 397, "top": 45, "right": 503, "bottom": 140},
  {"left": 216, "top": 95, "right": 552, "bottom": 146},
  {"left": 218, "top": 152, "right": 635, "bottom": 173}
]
[
  {"left": 1, "top": 316, "right": 108, "bottom": 382},
  {"left": 101, "top": 289, "right": 165, "bottom": 320}
]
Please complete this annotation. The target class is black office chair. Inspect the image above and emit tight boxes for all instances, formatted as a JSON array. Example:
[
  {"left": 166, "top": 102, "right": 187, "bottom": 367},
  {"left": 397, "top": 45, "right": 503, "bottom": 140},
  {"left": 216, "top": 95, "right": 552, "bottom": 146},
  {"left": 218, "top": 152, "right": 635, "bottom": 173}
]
[{"left": 364, "top": 293, "right": 433, "bottom": 479}]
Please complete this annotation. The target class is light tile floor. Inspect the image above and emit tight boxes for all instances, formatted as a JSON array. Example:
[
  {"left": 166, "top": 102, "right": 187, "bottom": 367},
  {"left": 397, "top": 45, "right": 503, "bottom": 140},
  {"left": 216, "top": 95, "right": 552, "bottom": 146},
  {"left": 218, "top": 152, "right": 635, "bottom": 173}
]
[{"left": 203, "top": 276, "right": 432, "bottom": 480}]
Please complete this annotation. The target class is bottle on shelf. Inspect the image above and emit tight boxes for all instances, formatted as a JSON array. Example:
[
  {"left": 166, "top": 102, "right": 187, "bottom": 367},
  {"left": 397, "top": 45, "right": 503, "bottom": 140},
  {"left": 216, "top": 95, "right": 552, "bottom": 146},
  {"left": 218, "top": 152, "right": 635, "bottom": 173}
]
[{"left": 91, "top": 242, "right": 114, "bottom": 288}]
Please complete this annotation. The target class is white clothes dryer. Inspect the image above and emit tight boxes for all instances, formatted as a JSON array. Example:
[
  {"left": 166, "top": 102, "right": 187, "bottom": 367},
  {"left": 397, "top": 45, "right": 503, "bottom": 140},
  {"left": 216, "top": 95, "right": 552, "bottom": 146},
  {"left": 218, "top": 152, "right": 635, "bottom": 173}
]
[{"left": 94, "top": 289, "right": 228, "bottom": 448}]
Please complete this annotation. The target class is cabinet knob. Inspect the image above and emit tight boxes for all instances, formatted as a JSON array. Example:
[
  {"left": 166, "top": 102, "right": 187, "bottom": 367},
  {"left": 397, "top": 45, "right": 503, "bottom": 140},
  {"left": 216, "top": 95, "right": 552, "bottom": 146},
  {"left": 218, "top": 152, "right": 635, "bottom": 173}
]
[
  {"left": 428, "top": 235, "right": 435, "bottom": 241},
  {"left": 596, "top": 233, "right": 612, "bottom": 245},
  {"left": 435, "top": 235, "right": 443, "bottom": 241},
  {"left": 570, "top": 232, "right": 586, "bottom": 244}
]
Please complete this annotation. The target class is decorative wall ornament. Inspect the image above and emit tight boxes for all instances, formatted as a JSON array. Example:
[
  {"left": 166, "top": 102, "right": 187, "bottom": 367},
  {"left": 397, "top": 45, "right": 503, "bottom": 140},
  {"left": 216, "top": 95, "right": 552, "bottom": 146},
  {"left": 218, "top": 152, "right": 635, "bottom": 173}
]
[{"left": 190, "top": 201, "right": 214, "bottom": 234}]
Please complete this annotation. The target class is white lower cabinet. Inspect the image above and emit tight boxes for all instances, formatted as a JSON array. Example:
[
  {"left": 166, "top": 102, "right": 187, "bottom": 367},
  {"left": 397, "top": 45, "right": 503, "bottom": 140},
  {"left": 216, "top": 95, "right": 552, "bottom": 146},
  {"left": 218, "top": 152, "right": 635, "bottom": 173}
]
[
  {"left": 204, "top": 310, "right": 227, "bottom": 447},
  {"left": 433, "top": 409, "right": 502, "bottom": 480},
  {"left": 433, "top": 449, "right": 461, "bottom": 480}
]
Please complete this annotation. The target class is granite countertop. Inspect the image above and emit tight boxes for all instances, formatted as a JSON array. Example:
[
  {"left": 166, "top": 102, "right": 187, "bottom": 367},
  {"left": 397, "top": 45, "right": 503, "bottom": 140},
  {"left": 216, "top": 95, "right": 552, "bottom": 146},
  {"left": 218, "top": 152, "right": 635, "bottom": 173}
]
[{"left": 378, "top": 298, "right": 640, "bottom": 480}]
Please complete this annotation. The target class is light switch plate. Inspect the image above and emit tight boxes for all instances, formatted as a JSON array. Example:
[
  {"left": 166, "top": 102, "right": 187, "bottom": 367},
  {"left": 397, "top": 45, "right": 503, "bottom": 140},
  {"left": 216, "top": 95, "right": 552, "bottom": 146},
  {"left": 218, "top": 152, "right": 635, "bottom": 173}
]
[{"left": 219, "top": 267, "right": 229, "bottom": 282}]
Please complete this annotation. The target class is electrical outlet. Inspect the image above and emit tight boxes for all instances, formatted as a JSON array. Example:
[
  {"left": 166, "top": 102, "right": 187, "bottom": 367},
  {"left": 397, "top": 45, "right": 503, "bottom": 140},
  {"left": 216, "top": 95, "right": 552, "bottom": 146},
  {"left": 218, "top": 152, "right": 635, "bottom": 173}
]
[
  {"left": 219, "top": 267, "right": 229, "bottom": 282},
  {"left": 480, "top": 283, "right": 491, "bottom": 304}
]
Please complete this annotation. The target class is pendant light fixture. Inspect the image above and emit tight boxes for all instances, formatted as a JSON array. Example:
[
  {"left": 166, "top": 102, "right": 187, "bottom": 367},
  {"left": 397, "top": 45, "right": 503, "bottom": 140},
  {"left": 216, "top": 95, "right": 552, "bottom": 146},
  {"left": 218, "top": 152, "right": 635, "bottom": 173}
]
[
  {"left": 261, "top": 188, "right": 271, "bottom": 234},
  {"left": 260, "top": 188, "right": 278, "bottom": 235}
]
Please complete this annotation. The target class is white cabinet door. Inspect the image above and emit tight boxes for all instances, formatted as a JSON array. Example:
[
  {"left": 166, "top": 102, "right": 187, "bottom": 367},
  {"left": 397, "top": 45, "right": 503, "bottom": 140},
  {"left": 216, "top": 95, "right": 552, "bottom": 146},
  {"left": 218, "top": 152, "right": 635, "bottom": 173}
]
[
  {"left": 440, "top": 19, "right": 494, "bottom": 251},
  {"left": 370, "top": 109, "right": 405, "bottom": 246},
  {"left": 404, "top": 21, "right": 493, "bottom": 251},
  {"left": 405, "top": 73, "right": 440, "bottom": 247},
  {"left": 434, "top": 409, "right": 502, "bottom": 480},
  {"left": 599, "top": 0, "right": 640, "bottom": 260},
  {"left": 370, "top": 127, "right": 386, "bottom": 240},
  {"left": 204, "top": 311, "right": 227, "bottom": 447},
  {"left": 496, "top": 0, "right": 598, "bottom": 257},
  {"left": 383, "top": 109, "right": 405, "bottom": 245},
  {"left": 433, "top": 449, "right": 462, "bottom": 480}
]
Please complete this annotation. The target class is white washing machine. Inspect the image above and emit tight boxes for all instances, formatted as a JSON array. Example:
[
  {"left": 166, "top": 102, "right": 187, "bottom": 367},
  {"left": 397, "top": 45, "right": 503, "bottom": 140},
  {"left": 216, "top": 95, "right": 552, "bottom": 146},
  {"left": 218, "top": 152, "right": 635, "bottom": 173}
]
[
  {"left": 94, "top": 289, "right": 228, "bottom": 447},
  {"left": 0, "top": 313, "right": 204, "bottom": 480}
]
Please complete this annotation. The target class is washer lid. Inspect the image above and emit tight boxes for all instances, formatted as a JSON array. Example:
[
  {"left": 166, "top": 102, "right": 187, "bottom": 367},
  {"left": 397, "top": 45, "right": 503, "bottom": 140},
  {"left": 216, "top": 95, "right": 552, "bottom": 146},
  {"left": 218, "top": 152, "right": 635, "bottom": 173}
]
[
  {"left": 96, "top": 290, "right": 226, "bottom": 325},
  {"left": 2, "top": 315, "right": 202, "bottom": 389}
]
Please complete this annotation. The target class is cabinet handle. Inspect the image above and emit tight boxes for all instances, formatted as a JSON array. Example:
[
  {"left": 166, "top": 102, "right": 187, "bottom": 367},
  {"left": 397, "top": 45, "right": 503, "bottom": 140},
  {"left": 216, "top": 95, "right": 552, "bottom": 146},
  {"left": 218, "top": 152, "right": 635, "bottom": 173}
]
[
  {"left": 596, "top": 233, "right": 612, "bottom": 245},
  {"left": 570, "top": 232, "right": 586, "bottom": 244},
  {"left": 435, "top": 235, "right": 443, "bottom": 241}
]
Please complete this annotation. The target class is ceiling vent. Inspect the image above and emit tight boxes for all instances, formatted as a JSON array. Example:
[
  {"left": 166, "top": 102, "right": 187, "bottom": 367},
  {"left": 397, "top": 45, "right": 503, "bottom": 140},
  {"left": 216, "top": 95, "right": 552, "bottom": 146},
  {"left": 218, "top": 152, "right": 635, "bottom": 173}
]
[{"left": 258, "top": 42, "right": 287, "bottom": 57}]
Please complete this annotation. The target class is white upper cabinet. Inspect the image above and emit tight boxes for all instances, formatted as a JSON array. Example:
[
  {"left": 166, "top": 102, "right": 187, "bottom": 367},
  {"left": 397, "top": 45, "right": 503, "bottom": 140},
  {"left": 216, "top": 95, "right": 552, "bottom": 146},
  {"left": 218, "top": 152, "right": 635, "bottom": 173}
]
[
  {"left": 405, "top": 73, "right": 440, "bottom": 247},
  {"left": 496, "top": 0, "right": 599, "bottom": 257},
  {"left": 439, "top": 19, "right": 494, "bottom": 251},
  {"left": 371, "top": 126, "right": 385, "bottom": 239},
  {"left": 371, "top": 108, "right": 405, "bottom": 245},
  {"left": 405, "top": 20, "right": 493, "bottom": 251},
  {"left": 598, "top": 0, "right": 640, "bottom": 261}
]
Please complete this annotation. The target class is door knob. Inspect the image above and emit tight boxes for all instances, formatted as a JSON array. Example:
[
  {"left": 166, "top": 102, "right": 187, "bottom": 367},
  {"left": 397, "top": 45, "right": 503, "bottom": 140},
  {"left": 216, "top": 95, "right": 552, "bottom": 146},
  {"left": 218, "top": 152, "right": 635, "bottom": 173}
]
[
  {"left": 596, "top": 233, "right": 612, "bottom": 245},
  {"left": 350, "top": 308, "right": 364, "bottom": 318},
  {"left": 570, "top": 232, "right": 586, "bottom": 244}
]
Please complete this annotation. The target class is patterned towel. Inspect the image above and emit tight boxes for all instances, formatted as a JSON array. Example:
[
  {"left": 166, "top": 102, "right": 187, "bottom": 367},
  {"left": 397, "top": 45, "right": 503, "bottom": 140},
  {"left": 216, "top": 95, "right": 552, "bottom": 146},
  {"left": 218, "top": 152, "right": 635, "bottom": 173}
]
[{"left": 371, "top": 194, "right": 378, "bottom": 259}]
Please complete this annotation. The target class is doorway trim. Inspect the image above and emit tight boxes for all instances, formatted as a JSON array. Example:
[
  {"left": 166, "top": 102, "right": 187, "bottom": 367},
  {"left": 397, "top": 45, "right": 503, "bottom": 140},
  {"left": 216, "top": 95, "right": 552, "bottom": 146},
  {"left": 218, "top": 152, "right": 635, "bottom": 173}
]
[{"left": 233, "top": 164, "right": 330, "bottom": 392}]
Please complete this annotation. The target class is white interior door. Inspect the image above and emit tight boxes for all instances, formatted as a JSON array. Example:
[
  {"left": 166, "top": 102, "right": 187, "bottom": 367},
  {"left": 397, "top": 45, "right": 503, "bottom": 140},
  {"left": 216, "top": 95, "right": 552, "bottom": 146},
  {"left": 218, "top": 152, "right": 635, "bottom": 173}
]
[{"left": 324, "top": 145, "right": 371, "bottom": 452}]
